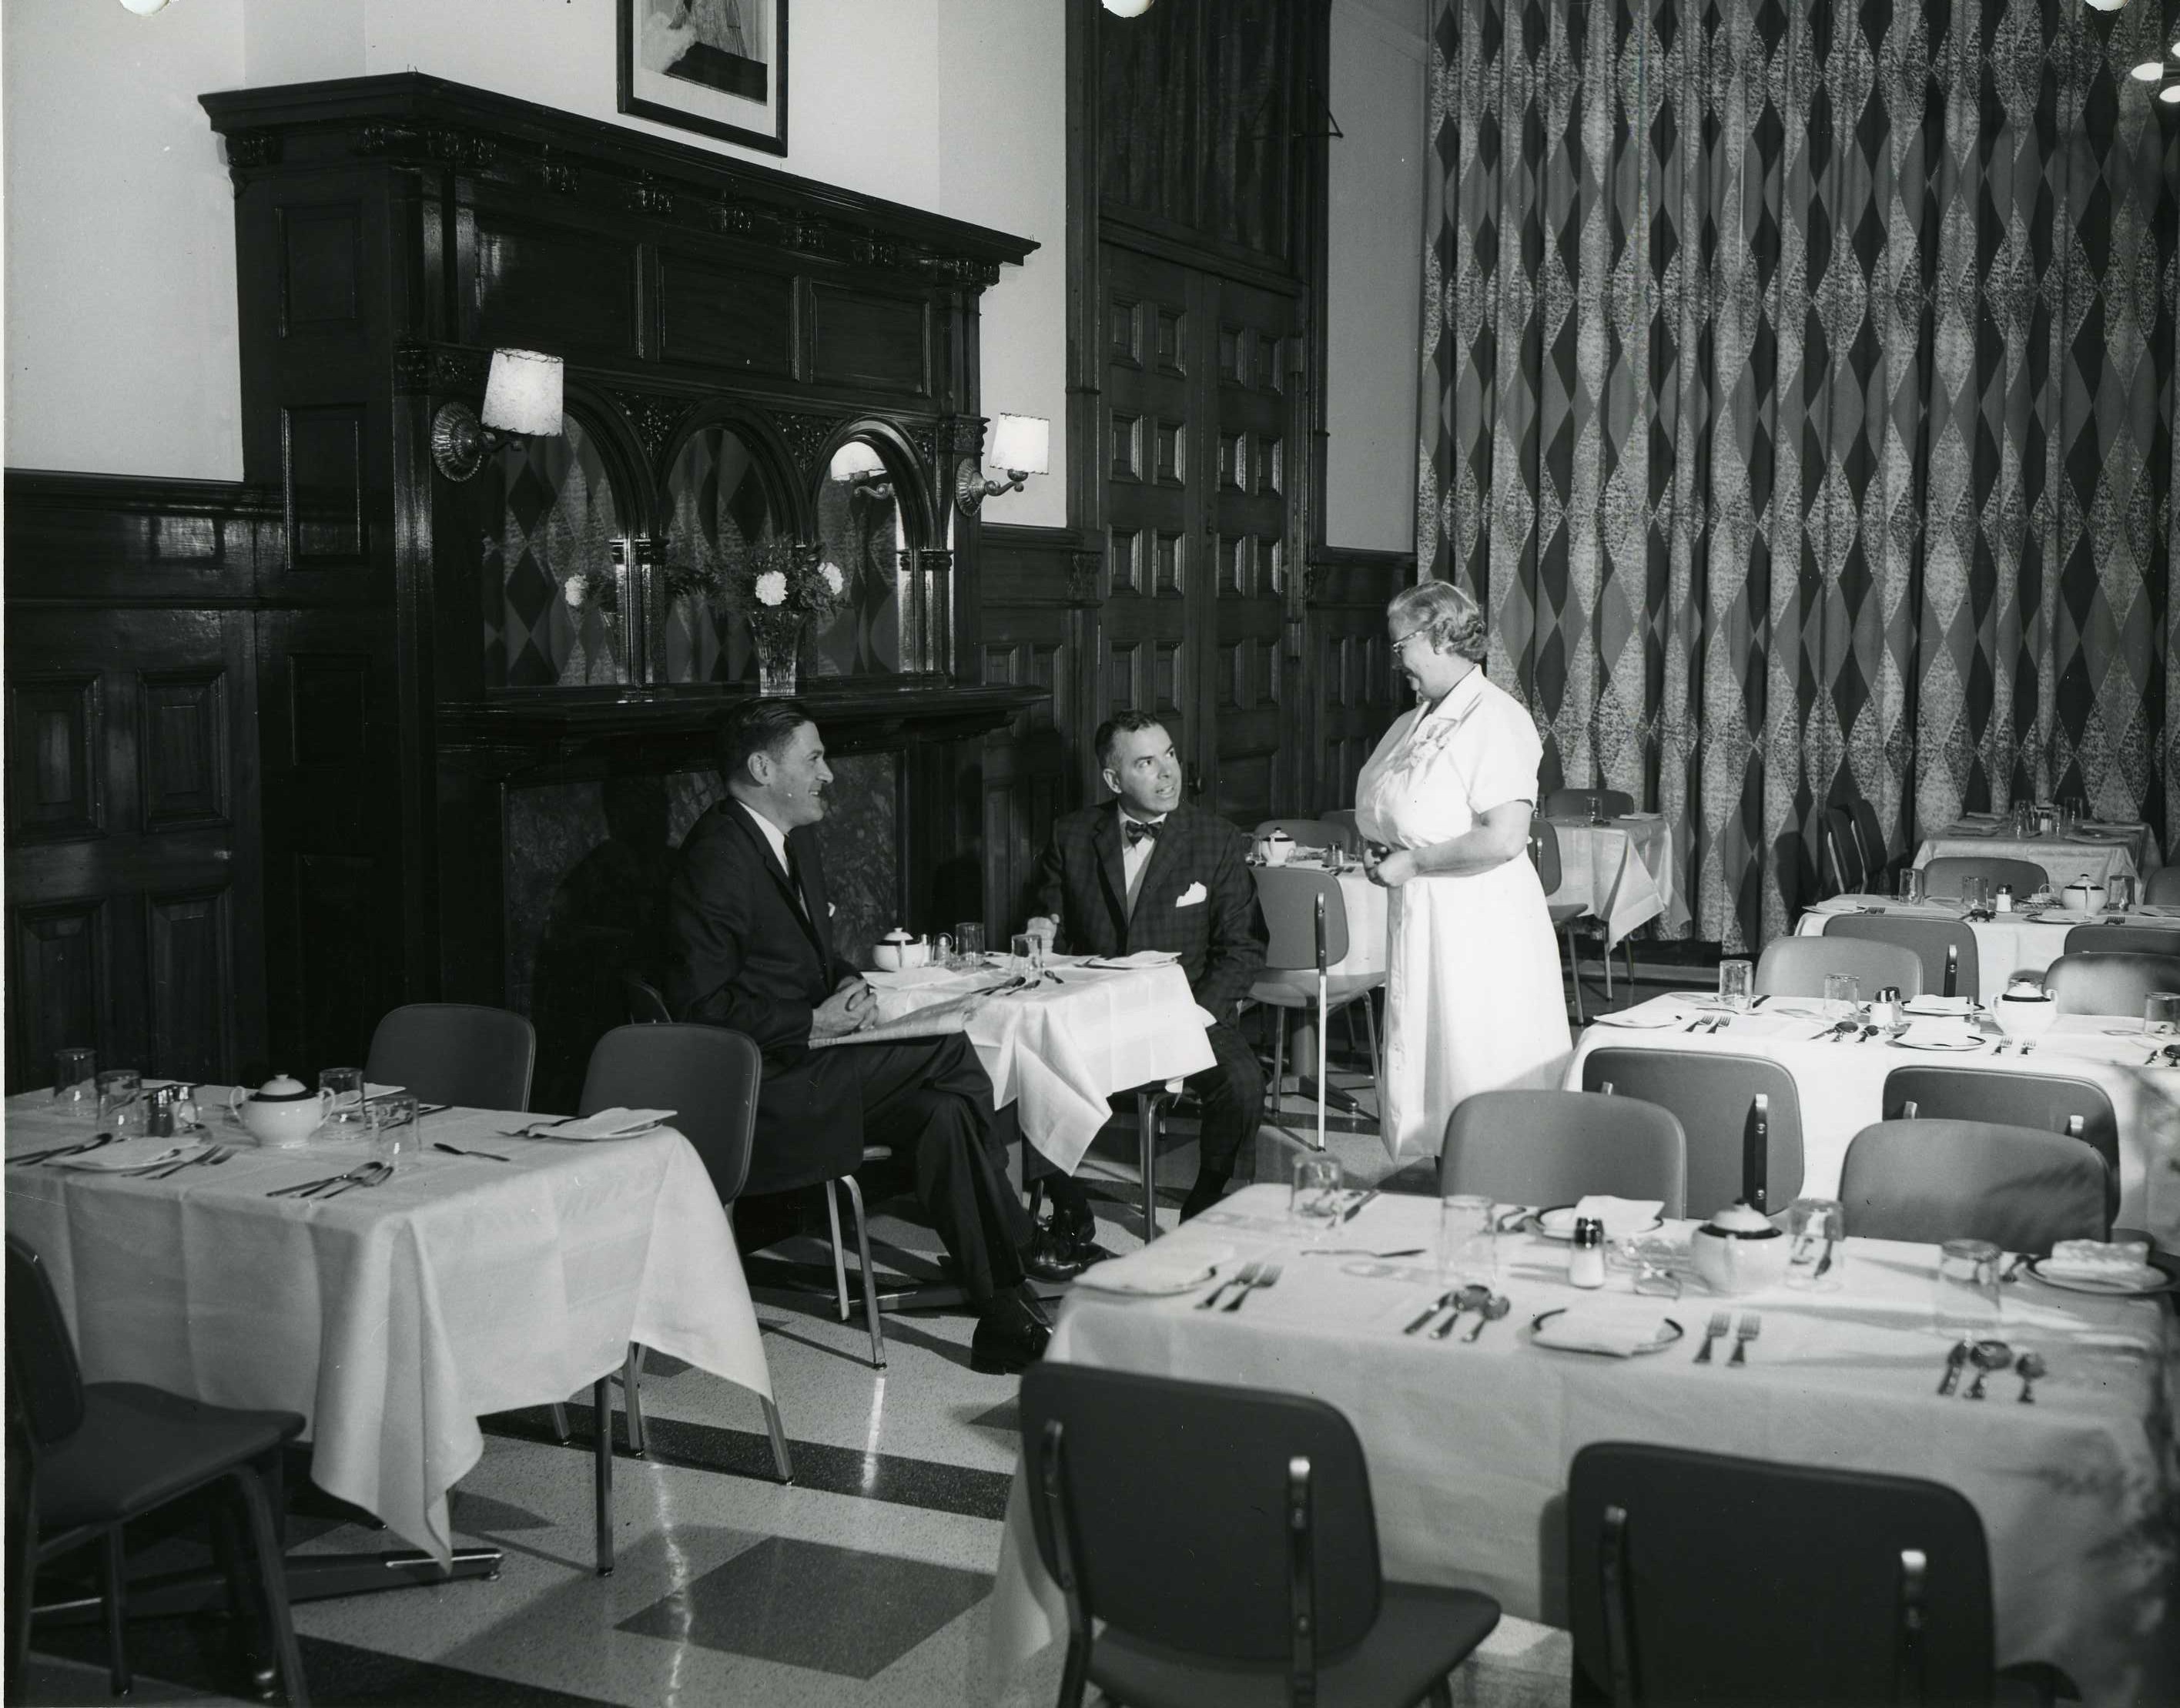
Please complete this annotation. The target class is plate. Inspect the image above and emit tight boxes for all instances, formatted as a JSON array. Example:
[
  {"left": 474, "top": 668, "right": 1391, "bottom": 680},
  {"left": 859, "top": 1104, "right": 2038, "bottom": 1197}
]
[
  {"left": 1073, "top": 1258, "right": 1227, "bottom": 1298},
  {"left": 1531, "top": 1204, "right": 1666, "bottom": 1240},
  {"left": 2024, "top": 1258, "right": 2176, "bottom": 1298},
  {"left": 1529, "top": 1308, "right": 1685, "bottom": 1355},
  {"left": 1902, "top": 996, "right": 1982, "bottom": 1016},
  {"left": 1887, "top": 1034, "right": 1987, "bottom": 1052},
  {"left": 1584, "top": 1011, "right": 1686, "bottom": 1030}
]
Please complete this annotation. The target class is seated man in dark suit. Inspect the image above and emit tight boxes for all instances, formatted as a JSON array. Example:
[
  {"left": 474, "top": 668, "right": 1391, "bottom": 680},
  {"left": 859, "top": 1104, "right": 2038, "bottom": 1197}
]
[
  {"left": 1030, "top": 710, "right": 1269, "bottom": 1230},
  {"left": 663, "top": 698, "right": 1080, "bottom": 1375}
]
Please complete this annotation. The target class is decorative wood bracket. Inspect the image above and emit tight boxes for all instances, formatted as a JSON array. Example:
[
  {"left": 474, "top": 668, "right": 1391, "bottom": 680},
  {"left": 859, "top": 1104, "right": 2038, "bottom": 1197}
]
[
  {"left": 390, "top": 341, "right": 491, "bottom": 397},
  {"left": 611, "top": 390, "right": 695, "bottom": 460},
  {"left": 773, "top": 410, "right": 846, "bottom": 474},
  {"left": 1067, "top": 550, "right": 1103, "bottom": 606}
]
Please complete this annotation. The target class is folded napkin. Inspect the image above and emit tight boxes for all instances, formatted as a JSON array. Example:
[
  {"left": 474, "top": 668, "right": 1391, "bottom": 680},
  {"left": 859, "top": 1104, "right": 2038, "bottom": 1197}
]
[
  {"left": 1084, "top": 950, "right": 1182, "bottom": 969},
  {"left": 2041, "top": 1239, "right": 2162, "bottom": 1291},
  {"left": 1074, "top": 1243, "right": 1236, "bottom": 1296},
  {"left": 1531, "top": 1305, "right": 1678, "bottom": 1358},
  {"left": 520, "top": 1107, "right": 673, "bottom": 1141},
  {"left": 1897, "top": 1020, "right": 1982, "bottom": 1050},
  {"left": 1574, "top": 1195, "right": 1664, "bottom": 1237},
  {"left": 49, "top": 1137, "right": 205, "bottom": 1172}
]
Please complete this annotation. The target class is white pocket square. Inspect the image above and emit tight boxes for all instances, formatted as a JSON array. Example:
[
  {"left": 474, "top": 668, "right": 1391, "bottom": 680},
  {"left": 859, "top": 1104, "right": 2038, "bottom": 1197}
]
[{"left": 1175, "top": 882, "right": 1208, "bottom": 907}]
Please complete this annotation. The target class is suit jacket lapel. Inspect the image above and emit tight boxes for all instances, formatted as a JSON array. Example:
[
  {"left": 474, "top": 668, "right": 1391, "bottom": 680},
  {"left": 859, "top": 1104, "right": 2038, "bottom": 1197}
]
[
  {"left": 728, "top": 802, "right": 826, "bottom": 959},
  {"left": 1131, "top": 813, "right": 1184, "bottom": 924},
  {"left": 1092, "top": 809, "right": 1130, "bottom": 942},
  {"left": 789, "top": 825, "right": 835, "bottom": 962}
]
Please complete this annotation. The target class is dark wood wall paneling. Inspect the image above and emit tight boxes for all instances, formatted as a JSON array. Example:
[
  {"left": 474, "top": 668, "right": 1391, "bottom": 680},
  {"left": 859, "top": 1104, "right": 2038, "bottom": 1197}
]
[{"left": 3, "top": 477, "right": 275, "bottom": 1090}]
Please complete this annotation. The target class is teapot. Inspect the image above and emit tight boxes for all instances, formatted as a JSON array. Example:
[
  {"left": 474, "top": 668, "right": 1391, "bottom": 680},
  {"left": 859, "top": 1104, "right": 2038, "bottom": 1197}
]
[
  {"left": 2062, "top": 880, "right": 2106, "bottom": 913},
  {"left": 1255, "top": 829, "right": 1295, "bottom": 867},
  {"left": 871, "top": 928, "right": 929, "bottom": 973},
  {"left": 229, "top": 1073, "right": 332, "bottom": 1148},
  {"left": 1690, "top": 1201, "right": 1791, "bottom": 1296},
  {"left": 1994, "top": 978, "right": 2058, "bottom": 1039}
]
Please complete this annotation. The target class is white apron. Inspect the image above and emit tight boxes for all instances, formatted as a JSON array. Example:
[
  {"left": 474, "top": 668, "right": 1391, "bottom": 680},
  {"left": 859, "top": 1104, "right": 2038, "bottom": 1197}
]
[{"left": 1355, "top": 668, "right": 1572, "bottom": 1161}]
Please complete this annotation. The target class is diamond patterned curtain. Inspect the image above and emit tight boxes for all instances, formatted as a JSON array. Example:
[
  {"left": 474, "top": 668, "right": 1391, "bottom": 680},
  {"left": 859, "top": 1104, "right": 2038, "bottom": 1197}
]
[{"left": 1419, "top": 0, "right": 2178, "bottom": 952}]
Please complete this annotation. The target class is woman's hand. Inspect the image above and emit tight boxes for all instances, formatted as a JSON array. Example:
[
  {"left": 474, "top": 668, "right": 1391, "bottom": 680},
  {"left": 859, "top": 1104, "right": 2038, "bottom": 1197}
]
[{"left": 1369, "top": 849, "right": 1421, "bottom": 888}]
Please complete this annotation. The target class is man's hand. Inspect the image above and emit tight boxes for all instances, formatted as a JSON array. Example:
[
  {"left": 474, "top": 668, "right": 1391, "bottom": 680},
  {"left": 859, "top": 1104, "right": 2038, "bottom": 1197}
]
[{"left": 812, "top": 976, "right": 876, "bottom": 1040}]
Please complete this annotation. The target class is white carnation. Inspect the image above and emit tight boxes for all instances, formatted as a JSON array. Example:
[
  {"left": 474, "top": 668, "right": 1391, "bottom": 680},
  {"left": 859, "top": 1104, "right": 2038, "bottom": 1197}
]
[
  {"left": 562, "top": 575, "right": 584, "bottom": 608},
  {"left": 820, "top": 561, "right": 847, "bottom": 595},
  {"left": 754, "top": 570, "right": 789, "bottom": 607}
]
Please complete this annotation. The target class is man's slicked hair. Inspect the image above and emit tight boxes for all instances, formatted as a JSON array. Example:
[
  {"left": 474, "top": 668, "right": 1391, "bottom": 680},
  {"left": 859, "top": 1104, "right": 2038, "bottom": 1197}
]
[
  {"left": 716, "top": 698, "right": 814, "bottom": 784},
  {"left": 1094, "top": 708, "right": 1172, "bottom": 774}
]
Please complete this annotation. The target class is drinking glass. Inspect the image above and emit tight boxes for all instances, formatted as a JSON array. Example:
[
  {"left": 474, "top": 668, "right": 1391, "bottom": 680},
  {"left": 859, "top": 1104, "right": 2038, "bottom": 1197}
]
[
  {"left": 2105, "top": 875, "right": 2135, "bottom": 913},
  {"left": 1587, "top": 793, "right": 1605, "bottom": 826},
  {"left": 96, "top": 1069, "right": 144, "bottom": 1140},
  {"left": 1290, "top": 1153, "right": 1347, "bottom": 1238},
  {"left": 1931, "top": 1237, "right": 2003, "bottom": 1335},
  {"left": 1821, "top": 973, "right": 1860, "bottom": 1018},
  {"left": 1010, "top": 933, "right": 1043, "bottom": 976},
  {"left": 2063, "top": 795, "right": 2085, "bottom": 832},
  {"left": 52, "top": 1047, "right": 98, "bottom": 1121},
  {"left": 1897, "top": 867, "right": 1926, "bottom": 905},
  {"left": 1717, "top": 959, "right": 1753, "bottom": 1012},
  {"left": 1438, "top": 1194, "right": 1497, "bottom": 1285},
  {"left": 954, "top": 921, "right": 986, "bottom": 969},
  {"left": 2145, "top": 993, "right": 2180, "bottom": 1041},
  {"left": 370, "top": 1093, "right": 422, "bottom": 1171},
  {"left": 1784, "top": 1197, "right": 1845, "bottom": 1291},
  {"left": 319, "top": 1066, "right": 367, "bottom": 1130},
  {"left": 1961, "top": 876, "right": 1988, "bottom": 913}
]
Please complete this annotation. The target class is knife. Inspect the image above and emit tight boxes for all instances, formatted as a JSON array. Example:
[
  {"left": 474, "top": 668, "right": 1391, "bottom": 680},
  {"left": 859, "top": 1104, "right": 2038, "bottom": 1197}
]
[
  {"left": 1338, "top": 1188, "right": 1380, "bottom": 1225},
  {"left": 1937, "top": 1339, "right": 1971, "bottom": 1396}
]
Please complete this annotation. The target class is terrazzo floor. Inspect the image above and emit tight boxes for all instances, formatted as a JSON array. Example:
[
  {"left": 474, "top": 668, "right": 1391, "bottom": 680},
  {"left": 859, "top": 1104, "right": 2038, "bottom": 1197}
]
[{"left": 20, "top": 1083, "right": 1574, "bottom": 1708}]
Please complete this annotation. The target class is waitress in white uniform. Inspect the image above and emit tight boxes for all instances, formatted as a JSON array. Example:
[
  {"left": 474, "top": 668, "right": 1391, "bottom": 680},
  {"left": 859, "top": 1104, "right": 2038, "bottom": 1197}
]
[{"left": 1355, "top": 580, "right": 1572, "bottom": 1160}]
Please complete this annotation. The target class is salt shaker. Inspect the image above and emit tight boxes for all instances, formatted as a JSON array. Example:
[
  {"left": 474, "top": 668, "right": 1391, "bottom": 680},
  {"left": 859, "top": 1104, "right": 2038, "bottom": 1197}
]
[
  {"left": 1569, "top": 1217, "right": 1606, "bottom": 1289},
  {"left": 1874, "top": 984, "right": 1904, "bottom": 1033},
  {"left": 1994, "top": 882, "right": 2013, "bottom": 915}
]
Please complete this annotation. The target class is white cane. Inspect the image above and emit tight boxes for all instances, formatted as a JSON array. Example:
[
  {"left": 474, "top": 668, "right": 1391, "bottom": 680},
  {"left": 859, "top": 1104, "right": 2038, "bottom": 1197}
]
[{"left": 1314, "top": 889, "right": 1329, "bottom": 1153}]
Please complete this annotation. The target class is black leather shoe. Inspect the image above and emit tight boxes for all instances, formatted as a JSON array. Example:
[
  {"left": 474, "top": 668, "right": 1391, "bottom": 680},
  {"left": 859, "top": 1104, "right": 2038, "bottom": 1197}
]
[
  {"left": 1020, "top": 1224, "right": 1093, "bottom": 1284},
  {"left": 1050, "top": 1204, "right": 1117, "bottom": 1266},
  {"left": 1179, "top": 1170, "right": 1232, "bottom": 1222},
  {"left": 970, "top": 1291, "right": 1052, "bottom": 1375}
]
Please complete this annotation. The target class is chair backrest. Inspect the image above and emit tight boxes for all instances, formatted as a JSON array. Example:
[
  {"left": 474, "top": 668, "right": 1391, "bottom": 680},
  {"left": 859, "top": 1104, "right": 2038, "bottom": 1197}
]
[
  {"left": 1251, "top": 867, "right": 1351, "bottom": 972},
  {"left": 2042, "top": 951, "right": 2180, "bottom": 1017},
  {"left": 2145, "top": 866, "right": 2180, "bottom": 906},
  {"left": 1847, "top": 798, "right": 1890, "bottom": 878},
  {"left": 2059, "top": 923, "right": 2180, "bottom": 959},
  {"left": 578, "top": 1023, "right": 762, "bottom": 1204},
  {"left": 1579, "top": 1050, "right": 1803, "bottom": 1214},
  {"left": 364, "top": 1003, "right": 537, "bottom": 1112},
  {"left": 1881, "top": 1065, "right": 2119, "bottom": 1218},
  {"left": 1753, "top": 936, "right": 1924, "bottom": 999},
  {"left": 4, "top": 1237, "right": 85, "bottom": 1448},
  {"left": 1318, "top": 809, "right": 1365, "bottom": 856},
  {"left": 622, "top": 971, "right": 674, "bottom": 1024},
  {"left": 1822, "top": 915, "right": 1980, "bottom": 1000},
  {"left": 1529, "top": 815, "right": 1564, "bottom": 893},
  {"left": 1838, "top": 1120, "right": 2108, "bottom": 1251},
  {"left": 1821, "top": 805, "right": 1866, "bottom": 896},
  {"left": 1019, "top": 1362, "right": 1381, "bottom": 1665},
  {"left": 1920, "top": 855, "right": 2048, "bottom": 899},
  {"left": 1439, "top": 1090, "right": 1686, "bottom": 1217},
  {"left": 1543, "top": 787, "right": 1635, "bottom": 819},
  {"left": 1568, "top": 1442, "right": 1995, "bottom": 1706}
]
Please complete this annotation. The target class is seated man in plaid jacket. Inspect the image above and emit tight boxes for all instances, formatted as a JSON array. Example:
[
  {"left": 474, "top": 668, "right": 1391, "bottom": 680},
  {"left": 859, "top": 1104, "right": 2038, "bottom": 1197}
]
[{"left": 1030, "top": 710, "right": 1269, "bottom": 1239}]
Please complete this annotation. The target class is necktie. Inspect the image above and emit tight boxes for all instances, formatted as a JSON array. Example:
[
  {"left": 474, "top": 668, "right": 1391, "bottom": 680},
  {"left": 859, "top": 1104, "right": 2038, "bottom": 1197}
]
[
  {"left": 1125, "top": 819, "right": 1160, "bottom": 846},
  {"left": 782, "top": 840, "right": 812, "bottom": 922}
]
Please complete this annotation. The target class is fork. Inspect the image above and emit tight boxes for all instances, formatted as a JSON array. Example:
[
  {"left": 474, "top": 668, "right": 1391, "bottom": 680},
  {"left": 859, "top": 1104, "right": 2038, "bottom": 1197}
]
[
  {"left": 314, "top": 1162, "right": 392, "bottom": 1200},
  {"left": 138, "top": 1144, "right": 232, "bottom": 1181},
  {"left": 1729, "top": 1312, "right": 1763, "bottom": 1366},
  {"left": 1693, "top": 1310, "right": 1730, "bottom": 1363},
  {"left": 1198, "top": 1261, "right": 1261, "bottom": 1310},
  {"left": 1224, "top": 1261, "right": 1281, "bottom": 1312}
]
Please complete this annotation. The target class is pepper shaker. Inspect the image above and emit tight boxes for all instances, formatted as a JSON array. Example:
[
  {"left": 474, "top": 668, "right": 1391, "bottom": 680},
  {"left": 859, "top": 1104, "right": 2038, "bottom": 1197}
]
[
  {"left": 1874, "top": 984, "right": 1904, "bottom": 1033},
  {"left": 1569, "top": 1217, "right": 1606, "bottom": 1288}
]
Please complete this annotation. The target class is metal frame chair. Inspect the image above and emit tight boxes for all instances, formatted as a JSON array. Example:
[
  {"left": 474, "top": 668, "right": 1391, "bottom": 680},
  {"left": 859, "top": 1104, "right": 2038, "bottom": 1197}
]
[
  {"left": 1839, "top": 1120, "right": 2109, "bottom": 1251},
  {"left": 2058, "top": 923, "right": 2180, "bottom": 958},
  {"left": 1248, "top": 866, "right": 1383, "bottom": 1151},
  {"left": 1753, "top": 936, "right": 1924, "bottom": 999},
  {"left": 1922, "top": 856, "right": 2049, "bottom": 900},
  {"left": 1822, "top": 914, "right": 1980, "bottom": 1000},
  {"left": 2145, "top": 867, "right": 2180, "bottom": 906},
  {"left": 1438, "top": 1090, "right": 1686, "bottom": 1217},
  {"left": 1848, "top": 797, "right": 1897, "bottom": 889},
  {"left": 364, "top": 1002, "right": 536, "bottom": 1111},
  {"left": 1021, "top": 1362, "right": 1501, "bottom": 1708},
  {"left": 1579, "top": 1050, "right": 1804, "bottom": 1216},
  {"left": 2043, "top": 951, "right": 2180, "bottom": 1018},
  {"left": 1542, "top": 787, "right": 1636, "bottom": 819},
  {"left": 1882, "top": 1064, "right": 2121, "bottom": 1221},
  {"left": 1532, "top": 817, "right": 1636, "bottom": 1023},
  {"left": 6, "top": 1237, "right": 310, "bottom": 1704},
  {"left": 1821, "top": 805, "right": 1867, "bottom": 898}
]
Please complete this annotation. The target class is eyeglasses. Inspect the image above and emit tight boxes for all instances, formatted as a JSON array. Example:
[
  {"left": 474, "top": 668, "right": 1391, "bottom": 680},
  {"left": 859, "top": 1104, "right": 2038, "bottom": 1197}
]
[{"left": 1389, "top": 626, "right": 1429, "bottom": 652}]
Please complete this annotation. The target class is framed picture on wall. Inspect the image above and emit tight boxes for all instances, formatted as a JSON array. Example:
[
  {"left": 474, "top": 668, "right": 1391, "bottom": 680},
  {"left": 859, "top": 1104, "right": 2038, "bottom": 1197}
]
[{"left": 618, "top": 0, "right": 789, "bottom": 156}]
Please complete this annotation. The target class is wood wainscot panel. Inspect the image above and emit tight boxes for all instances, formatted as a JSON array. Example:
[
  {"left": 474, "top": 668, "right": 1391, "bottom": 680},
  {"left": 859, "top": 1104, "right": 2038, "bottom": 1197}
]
[
  {"left": 658, "top": 249, "right": 796, "bottom": 377},
  {"left": 146, "top": 884, "right": 236, "bottom": 1085},
  {"left": 8, "top": 675, "right": 104, "bottom": 844},
  {"left": 470, "top": 207, "right": 641, "bottom": 363},
  {"left": 1305, "top": 548, "right": 1409, "bottom": 812},
  {"left": 2, "top": 474, "right": 275, "bottom": 607},
  {"left": 276, "top": 202, "right": 364, "bottom": 335},
  {"left": 11, "top": 897, "right": 109, "bottom": 1093},
  {"left": 808, "top": 283, "right": 930, "bottom": 397}
]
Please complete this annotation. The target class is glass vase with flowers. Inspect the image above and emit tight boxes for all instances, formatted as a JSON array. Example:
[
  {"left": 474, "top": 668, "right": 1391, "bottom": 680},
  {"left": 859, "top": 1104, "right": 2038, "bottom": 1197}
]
[{"left": 716, "top": 541, "right": 852, "bottom": 696}]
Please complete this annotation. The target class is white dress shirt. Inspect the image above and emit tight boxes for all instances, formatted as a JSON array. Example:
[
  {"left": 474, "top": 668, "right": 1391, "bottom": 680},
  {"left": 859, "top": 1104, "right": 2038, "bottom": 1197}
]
[
  {"left": 1119, "top": 805, "right": 1169, "bottom": 918},
  {"left": 737, "top": 799, "right": 804, "bottom": 914}
]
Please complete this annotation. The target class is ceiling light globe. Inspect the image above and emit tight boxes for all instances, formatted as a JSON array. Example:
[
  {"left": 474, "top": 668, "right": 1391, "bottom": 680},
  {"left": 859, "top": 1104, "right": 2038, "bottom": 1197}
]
[
  {"left": 119, "top": 0, "right": 172, "bottom": 13},
  {"left": 1101, "top": 0, "right": 1155, "bottom": 15},
  {"left": 2162, "top": 83, "right": 2180, "bottom": 103},
  {"left": 2082, "top": 0, "right": 2129, "bottom": 13},
  {"left": 2129, "top": 59, "right": 2163, "bottom": 80}
]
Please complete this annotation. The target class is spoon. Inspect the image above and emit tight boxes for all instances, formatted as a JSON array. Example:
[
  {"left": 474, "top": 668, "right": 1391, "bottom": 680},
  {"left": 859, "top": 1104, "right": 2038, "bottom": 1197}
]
[
  {"left": 1431, "top": 1284, "right": 1493, "bottom": 1341},
  {"left": 1965, "top": 1338, "right": 2013, "bottom": 1399},
  {"left": 2015, "top": 1351, "right": 2046, "bottom": 1404},
  {"left": 1462, "top": 1294, "right": 1512, "bottom": 1341}
]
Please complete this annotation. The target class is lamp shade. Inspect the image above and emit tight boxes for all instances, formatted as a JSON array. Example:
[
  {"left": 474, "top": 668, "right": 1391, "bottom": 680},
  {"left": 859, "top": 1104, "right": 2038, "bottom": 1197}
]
[
  {"left": 987, "top": 414, "right": 1050, "bottom": 476},
  {"left": 119, "top": 0, "right": 172, "bottom": 13},
  {"left": 1102, "top": 0, "right": 1155, "bottom": 14},
  {"left": 829, "top": 441, "right": 887, "bottom": 481},
  {"left": 481, "top": 349, "right": 564, "bottom": 437},
  {"left": 2163, "top": 83, "right": 2180, "bottom": 103}
]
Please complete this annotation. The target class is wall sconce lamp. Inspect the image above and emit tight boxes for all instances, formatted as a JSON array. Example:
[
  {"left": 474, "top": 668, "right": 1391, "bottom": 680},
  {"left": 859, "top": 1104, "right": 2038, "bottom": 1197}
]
[
  {"left": 431, "top": 348, "right": 565, "bottom": 482},
  {"left": 955, "top": 414, "right": 1050, "bottom": 515},
  {"left": 829, "top": 440, "right": 893, "bottom": 500}
]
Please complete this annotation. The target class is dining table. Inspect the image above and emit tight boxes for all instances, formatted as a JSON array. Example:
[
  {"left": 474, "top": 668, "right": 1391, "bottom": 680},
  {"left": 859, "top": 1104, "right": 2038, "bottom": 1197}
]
[
  {"left": 3, "top": 1093, "right": 776, "bottom": 1582},
  {"left": 1541, "top": 812, "right": 1686, "bottom": 943},
  {"left": 1914, "top": 817, "right": 2162, "bottom": 891},
  {"left": 981, "top": 1185, "right": 2177, "bottom": 1706},
  {"left": 1794, "top": 896, "right": 2180, "bottom": 1003},
  {"left": 1562, "top": 995, "right": 2180, "bottom": 1244}
]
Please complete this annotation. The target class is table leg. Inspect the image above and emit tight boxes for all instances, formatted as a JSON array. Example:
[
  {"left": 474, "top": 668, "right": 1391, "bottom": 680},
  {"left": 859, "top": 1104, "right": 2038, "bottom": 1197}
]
[
  {"left": 593, "top": 1376, "right": 614, "bottom": 1578},
  {"left": 1285, "top": 1016, "right": 1360, "bottom": 1114}
]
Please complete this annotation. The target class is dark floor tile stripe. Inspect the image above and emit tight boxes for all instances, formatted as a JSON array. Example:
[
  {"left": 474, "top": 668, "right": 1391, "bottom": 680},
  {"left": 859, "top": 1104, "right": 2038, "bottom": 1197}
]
[
  {"left": 484, "top": 1408, "right": 1016, "bottom": 1522},
  {"left": 32, "top": 1624, "right": 621, "bottom": 1708}
]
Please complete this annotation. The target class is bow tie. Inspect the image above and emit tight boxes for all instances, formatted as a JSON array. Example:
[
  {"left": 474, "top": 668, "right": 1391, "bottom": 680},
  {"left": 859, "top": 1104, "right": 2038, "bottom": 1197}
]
[{"left": 1124, "top": 819, "right": 1162, "bottom": 846}]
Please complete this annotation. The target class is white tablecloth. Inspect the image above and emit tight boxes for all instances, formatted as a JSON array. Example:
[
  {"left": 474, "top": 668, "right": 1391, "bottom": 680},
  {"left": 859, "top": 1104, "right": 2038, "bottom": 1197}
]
[
  {"left": 983, "top": 1187, "right": 2175, "bottom": 1706},
  {"left": 1543, "top": 815, "right": 1682, "bottom": 944},
  {"left": 1793, "top": 896, "right": 2180, "bottom": 1003},
  {"left": 3, "top": 1097, "right": 774, "bottom": 1560},
  {"left": 856, "top": 959, "right": 1216, "bottom": 1174},
  {"left": 1916, "top": 829, "right": 2151, "bottom": 891},
  {"left": 1562, "top": 996, "right": 2180, "bottom": 1241}
]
